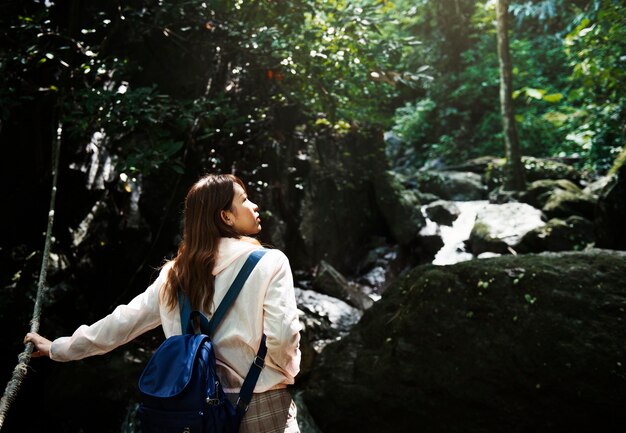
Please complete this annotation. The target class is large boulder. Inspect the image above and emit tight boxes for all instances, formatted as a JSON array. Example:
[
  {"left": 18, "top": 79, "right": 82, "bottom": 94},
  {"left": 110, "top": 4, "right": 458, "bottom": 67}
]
[
  {"left": 466, "top": 202, "right": 545, "bottom": 255},
  {"left": 517, "top": 178, "right": 597, "bottom": 220},
  {"left": 303, "top": 250, "right": 626, "bottom": 433},
  {"left": 519, "top": 179, "right": 583, "bottom": 208},
  {"left": 412, "top": 170, "right": 487, "bottom": 201},
  {"left": 373, "top": 170, "right": 425, "bottom": 245},
  {"left": 299, "top": 129, "right": 389, "bottom": 272},
  {"left": 517, "top": 216, "right": 595, "bottom": 253},
  {"left": 485, "top": 156, "right": 582, "bottom": 189},
  {"left": 356, "top": 242, "right": 400, "bottom": 298},
  {"left": 312, "top": 261, "right": 374, "bottom": 310},
  {"left": 444, "top": 155, "right": 501, "bottom": 174},
  {"left": 296, "top": 287, "right": 362, "bottom": 377},
  {"left": 542, "top": 188, "right": 597, "bottom": 220},
  {"left": 595, "top": 156, "right": 626, "bottom": 250}
]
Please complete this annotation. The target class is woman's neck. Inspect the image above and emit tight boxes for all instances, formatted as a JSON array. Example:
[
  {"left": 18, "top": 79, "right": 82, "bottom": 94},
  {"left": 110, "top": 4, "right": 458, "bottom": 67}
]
[{"left": 239, "top": 236, "right": 261, "bottom": 246}]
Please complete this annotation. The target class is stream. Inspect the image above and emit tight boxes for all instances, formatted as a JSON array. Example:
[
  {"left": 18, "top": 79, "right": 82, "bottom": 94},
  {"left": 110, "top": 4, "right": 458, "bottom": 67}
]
[{"left": 421, "top": 200, "right": 491, "bottom": 266}]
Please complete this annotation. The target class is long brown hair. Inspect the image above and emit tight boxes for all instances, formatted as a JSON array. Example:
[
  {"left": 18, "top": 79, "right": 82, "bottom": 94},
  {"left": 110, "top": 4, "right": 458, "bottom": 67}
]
[{"left": 162, "top": 174, "right": 246, "bottom": 313}]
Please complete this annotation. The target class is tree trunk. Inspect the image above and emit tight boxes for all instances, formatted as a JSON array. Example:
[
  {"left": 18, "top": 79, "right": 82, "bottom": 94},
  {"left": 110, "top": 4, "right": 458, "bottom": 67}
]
[{"left": 496, "top": 0, "right": 525, "bottom": 191}]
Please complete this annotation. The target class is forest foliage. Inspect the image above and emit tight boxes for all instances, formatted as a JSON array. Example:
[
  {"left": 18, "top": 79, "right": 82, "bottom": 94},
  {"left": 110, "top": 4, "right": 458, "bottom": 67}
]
[
  {"left": 1, "top": 0, "right": 624, "bottom": 183},
  {"left": 388, "top": 0, "right": 625, "bottom": 174}
]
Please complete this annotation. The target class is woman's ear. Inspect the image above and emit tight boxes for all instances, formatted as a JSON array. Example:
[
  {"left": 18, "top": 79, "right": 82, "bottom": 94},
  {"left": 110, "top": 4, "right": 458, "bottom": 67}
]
[{"left": 220, "top": 209, "right": 233, "bottom": 226}]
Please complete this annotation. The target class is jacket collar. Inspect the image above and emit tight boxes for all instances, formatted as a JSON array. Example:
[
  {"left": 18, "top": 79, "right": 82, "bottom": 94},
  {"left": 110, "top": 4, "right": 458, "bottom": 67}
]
[{"left": 213, "top": 237, "right": 261, "bottom": 276}]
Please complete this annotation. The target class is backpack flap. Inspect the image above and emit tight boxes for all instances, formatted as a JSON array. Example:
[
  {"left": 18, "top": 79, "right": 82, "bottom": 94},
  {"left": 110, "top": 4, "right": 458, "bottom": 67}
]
[{"left": 139, "top": 334, "right": 210, "bottom": 398}]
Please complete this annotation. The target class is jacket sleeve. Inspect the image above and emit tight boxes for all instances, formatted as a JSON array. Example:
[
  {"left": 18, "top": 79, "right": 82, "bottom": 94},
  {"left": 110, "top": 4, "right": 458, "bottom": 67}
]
[
  {"left": 49, "top": 269, "right": 166, "bottom": 362},
  {"left": 262, "top": 251, "right": 302, "bottom": 380}
]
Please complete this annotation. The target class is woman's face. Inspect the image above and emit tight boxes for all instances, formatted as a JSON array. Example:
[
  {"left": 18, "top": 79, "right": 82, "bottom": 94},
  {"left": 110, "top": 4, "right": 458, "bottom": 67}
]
[{"left": 222, "top": 183, "right": 261, "bottom": 235}]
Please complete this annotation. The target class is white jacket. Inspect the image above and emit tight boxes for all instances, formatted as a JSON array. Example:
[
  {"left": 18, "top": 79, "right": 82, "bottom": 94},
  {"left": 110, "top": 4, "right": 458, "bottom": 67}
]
[{"left": 50, "top": 237, "right": 301, "bottom": 393}]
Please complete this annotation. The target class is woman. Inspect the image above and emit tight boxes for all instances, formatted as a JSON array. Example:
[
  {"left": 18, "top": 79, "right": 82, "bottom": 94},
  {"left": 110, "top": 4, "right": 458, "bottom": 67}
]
[{"left": 24, "top": 173, "right": 302, "bottom": 433}]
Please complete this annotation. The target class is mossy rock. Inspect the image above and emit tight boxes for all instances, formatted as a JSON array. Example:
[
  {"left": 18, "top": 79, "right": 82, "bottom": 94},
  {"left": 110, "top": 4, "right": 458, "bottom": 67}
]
[
  {"left": 304, "top": 250, "right": 626, "bottom": 433},
  {"left": 299, "top": 130, "right": 390, "bottom": 272},
  {"left": 517, "top": 216, "right": 595, "bottom": 253},
  {"left": 312, "top": 260, "right": 373, "bottom": 310},
  {"left": 485, "top": 156, "right": 582, "bottom": 189},
  {"left": 520, "top": 179, "right": 583, "bottom": 208},
  {"left": 596, "top": 158, "right": 626, "bottom": 249},
  {"left": 542, "top": 188, "right": 597, "bottom": 220},
  {"left": 412, "top": 170, "right": 487, "bottom": 201},
  {"left": 445, "top": 155, "right": 502, "bottom": 174},
  {"left": 466, "top": 221, "right": 509, "bottom": 255},
  {"left": 373, "top": 170, "right": 425, "bottom": 245}
]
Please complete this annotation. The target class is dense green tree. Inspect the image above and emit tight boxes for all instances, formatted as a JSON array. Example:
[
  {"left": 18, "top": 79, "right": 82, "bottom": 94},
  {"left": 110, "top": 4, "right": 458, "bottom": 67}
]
[
  {"left": 386, "top": 0, "right": 624, "bottom": 174},
  {"left": 0, "top": 1, "right": 408, "bottom": 183},
  {"left": 563, "top": 0, "right": 625, "bottom": 171}
]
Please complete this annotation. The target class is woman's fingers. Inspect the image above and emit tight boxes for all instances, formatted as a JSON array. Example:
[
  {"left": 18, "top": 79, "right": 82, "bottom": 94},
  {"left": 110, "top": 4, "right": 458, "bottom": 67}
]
[
  {"left": 24, "top": 332, "right": 34, "bottom": 345},
  {"left": 24, "top": 332, "right": 52, "bottom": 358},
  {"left": 24, "top": 332, "right": 39, "bottom": 345}
]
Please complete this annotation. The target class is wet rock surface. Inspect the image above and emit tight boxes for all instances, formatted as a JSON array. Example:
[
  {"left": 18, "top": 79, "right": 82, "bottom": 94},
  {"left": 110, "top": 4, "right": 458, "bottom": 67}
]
[
  {"left": 466, "top": 202, "right": 546, "bottom": 255},
  {"left": 296, "top": 287, "right": 362, "bottom": 377},
  {"left": 312, "top": 261, "right": 374, "bottom": 310}
]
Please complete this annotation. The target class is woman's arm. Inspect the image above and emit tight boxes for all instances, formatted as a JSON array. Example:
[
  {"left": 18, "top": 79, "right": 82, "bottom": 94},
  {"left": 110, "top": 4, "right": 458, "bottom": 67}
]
[
  {"left": 24, "top": 268, "right": 167, "bottom": 362},
  {"left": 262, "top": 251, "right": 302, "bottom": 380}
]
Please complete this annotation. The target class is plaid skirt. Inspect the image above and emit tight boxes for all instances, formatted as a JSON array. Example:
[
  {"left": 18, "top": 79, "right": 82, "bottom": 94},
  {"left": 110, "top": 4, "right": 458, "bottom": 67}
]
[{"left": 226, "top": 388, "right": 299, "bottom": 433}]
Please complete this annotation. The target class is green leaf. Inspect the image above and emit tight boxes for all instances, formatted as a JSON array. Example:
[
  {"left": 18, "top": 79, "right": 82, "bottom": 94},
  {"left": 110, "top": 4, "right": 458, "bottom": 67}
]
[
  {"left": 542, "top": 93, "right": 563, "bottom": 103},
  {"left": 524, "top": 294, "right": 537, "bottom": 305},
  {"left": 543, "top": 111, "right": 569, "bottom": 126},
  {"left": 161, "top": 140, "right": 184, "bottom": 157},
  {"left": 525, "top": 88, "right": 545, "bottom": 100}
]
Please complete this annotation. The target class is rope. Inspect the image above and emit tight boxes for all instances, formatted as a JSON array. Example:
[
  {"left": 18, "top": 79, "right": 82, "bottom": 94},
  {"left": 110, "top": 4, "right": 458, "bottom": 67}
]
[{"left": 0, "top": 122, "right": 62, "bottom": 431}]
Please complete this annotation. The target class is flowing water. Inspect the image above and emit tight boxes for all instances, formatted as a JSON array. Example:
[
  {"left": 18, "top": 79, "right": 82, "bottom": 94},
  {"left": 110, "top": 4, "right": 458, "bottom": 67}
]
[{"left": 421, "top": 200, "right": 491, "bottom": 266}]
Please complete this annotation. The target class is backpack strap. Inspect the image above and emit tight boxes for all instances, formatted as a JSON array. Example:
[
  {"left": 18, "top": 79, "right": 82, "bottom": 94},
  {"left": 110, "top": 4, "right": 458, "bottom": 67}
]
[
  {"left": 179, "top": 248, "right": 267, "bottom": 335},
  {"left": 235, "top": 334, "right": 268, "bottom": 417},
  {"left": 206, "top": 248, "right": 267, "bottom": 336},
  {"left": 178, "top": 291, "right": 192, "bottom": 334},
  {"left": 179, "top": 248, "right": 269, "bottom": 416}
]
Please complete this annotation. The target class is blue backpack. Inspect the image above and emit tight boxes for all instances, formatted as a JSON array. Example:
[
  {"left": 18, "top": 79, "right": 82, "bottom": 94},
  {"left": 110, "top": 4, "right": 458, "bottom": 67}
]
[{"left": 138, "top": 249, "right": 267, "bottom": 433}]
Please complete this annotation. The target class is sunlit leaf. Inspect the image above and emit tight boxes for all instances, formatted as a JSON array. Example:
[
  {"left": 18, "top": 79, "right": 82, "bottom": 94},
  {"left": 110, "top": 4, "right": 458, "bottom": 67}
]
[
  {"left": 542, "top": 93, "right": 563, "bottom": 103},
  {"left": 525, "top": 88, "right": 545, "bottom": 99},
  {"left": 543, "top": 111, "right": 569, "bottom": 126}
]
